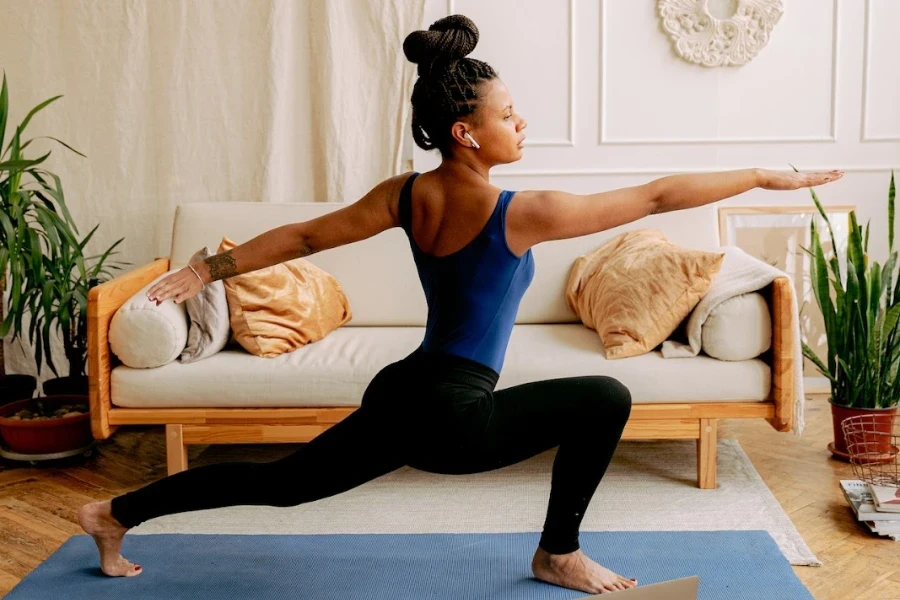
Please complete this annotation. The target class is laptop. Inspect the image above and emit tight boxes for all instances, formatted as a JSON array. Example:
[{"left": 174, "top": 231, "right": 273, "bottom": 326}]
[{"left": 576, "top": 576, "right": 699, "bottom": 599}]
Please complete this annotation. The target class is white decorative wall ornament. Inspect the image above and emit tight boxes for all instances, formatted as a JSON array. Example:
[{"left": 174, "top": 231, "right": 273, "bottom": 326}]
[{"left": 657, "top": 0, "right": 784, "bottom": 67}]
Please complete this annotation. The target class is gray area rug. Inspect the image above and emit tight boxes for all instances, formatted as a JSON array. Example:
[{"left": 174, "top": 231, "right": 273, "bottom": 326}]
[{"left": 130, "top": 439, "right": 821, "bottom": 566}]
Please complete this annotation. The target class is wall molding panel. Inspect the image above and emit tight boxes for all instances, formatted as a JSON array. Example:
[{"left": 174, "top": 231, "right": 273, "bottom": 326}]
[
  {"left": 860, "top": 0, "right": 900, "bottom": 142},
  {"left": 597, "top": 0, "right": 841, "bottom": 145}
]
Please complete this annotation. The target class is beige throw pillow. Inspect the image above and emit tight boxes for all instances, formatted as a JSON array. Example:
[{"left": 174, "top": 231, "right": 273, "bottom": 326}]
[{"left": 566, "top": 229, "right": 725, "bottom": 359}]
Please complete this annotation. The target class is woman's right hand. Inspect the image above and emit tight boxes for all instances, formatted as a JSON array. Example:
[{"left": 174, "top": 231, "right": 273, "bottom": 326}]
[{"left": 147, "top": 265, "right": 205, "bottom": 306}]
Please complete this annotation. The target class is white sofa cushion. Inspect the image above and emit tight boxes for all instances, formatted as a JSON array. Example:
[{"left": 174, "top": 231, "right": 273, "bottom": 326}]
[
  {"left": 109, "top": 268, "right": 189, "bottom": 368},
  {"left": 111, "top": 324, "right": 770, "bottom": 408},
  {"left": 701, "top": 292, "right": 772, "bottom": 361}
]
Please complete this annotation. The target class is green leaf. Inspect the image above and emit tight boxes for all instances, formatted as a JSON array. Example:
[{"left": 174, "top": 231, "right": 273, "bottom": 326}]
[
  {"left": 27, "top": 227, "right": 42, "bottom": 280},
  {"left": 0, "top": 73, "right": 7, "bottom": 158},
  {"left": 848, "top": 212, "right": 867, "bottom": 309},
  {"left": 0, "top": 153, "right": 50, "bottom": 172},
  {"left": 837, "top": 356, "right": 856, "bottom": 406},
  {"left": 76, "top": 223, "right": 98, "bottom": 252},
  {"left": 20, "top": 136, "right": 85, "bottom": 159},
  {"left": 891, "top": 170, "right": 896, "bottom": 254},
  {"left": 870, "top": 259, "right": 881, "bottom": 307},
  {"left": 872, "top": 308, "right": 883, "bottom": 404},
  {"left": 803, "top": 176, "right": 843, "bottom": 284},
  {"left": 41, "top": 316, "right": 58, "bottom": 377},
  {"left": 32, "top": 205, "right": 61, "bottom": 249},
  {"left": 0, "top": 209, "right": 14, "bottom": 245},
  {"left": 803, "top": 341, "right": 836, "bottom": 382},
  {"left": 884, "top": 253, "right": 897, "bottom": 307},
  {"left": 33, "top": 171, "right": 77, "bottom": 234},
  {"left": 2, "top": 94, "right": 62, "bottom": 157},
  {"left": 883, "top": 304, "right": 900, "bottom": 338},
  {"left": 810, "top": 223, "right": 837, "bottom": 372},
  {"left": 88, "top": 238, "right": 124, "bottom": 278}
]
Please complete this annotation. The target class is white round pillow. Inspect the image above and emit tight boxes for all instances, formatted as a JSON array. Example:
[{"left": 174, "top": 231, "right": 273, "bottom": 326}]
[
  {"left": 109, "top": 268, "right": 189, "bottom": 368},
  {"left": 701, "top": 292, "right": 772, "bottom": 361}
]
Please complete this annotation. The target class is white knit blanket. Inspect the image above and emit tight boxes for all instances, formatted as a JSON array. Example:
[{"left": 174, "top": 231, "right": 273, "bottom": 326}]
[{"left": 661, "top": 246, "right": 806, "bottom": 437}]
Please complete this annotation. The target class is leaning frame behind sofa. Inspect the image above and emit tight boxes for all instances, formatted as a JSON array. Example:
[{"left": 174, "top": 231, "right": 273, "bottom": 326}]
[{"left": 87, "top": 258, "right": 794, "bottom": 489}]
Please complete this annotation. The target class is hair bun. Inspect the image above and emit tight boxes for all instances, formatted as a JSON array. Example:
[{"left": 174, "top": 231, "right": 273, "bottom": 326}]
[{"left": 403, "top": 15, "right": 479, "bottom": 76}]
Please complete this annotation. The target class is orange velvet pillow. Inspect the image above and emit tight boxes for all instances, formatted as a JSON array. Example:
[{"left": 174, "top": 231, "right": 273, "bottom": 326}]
[
  {"left": 566, "top": 229, "right": 724, "bottom": 359},
  {"left": 217, "top": 237, "right": 352, "bottom": 357}
]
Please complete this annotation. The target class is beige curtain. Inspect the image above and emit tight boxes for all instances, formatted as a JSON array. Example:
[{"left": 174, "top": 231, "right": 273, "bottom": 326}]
[{"left": 1, "top": 0, "right": 425, "bottom": 384}]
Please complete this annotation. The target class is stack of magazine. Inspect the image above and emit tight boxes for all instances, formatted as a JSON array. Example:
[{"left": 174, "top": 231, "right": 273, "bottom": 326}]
[{"left": 840, "top": 480, "right": 900, "bottom": 541}]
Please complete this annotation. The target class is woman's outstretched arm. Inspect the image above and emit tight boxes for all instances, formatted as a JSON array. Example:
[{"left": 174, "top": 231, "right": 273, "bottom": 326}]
[
  {"left": 508, "top": 168, "right": 843, "bottom": 248},
  {"left": 647, "top": 168, "right": 843, "bottom": 213},
  {"left": 146, "top": 173, "right": 411, "bottom": 305}
]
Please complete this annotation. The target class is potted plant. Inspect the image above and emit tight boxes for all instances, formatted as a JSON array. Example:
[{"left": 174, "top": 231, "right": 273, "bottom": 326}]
[
  {"left": 0, "top": 395, "right": 92, "bottom": 455},
  {"left": 0, "top": 73, "right": 127, "bottom": 457},
  {"left": 802, "top": 169, "right": 899, "bottom": 461},
  {"left": 0, "top": 72, "right": 84, "bottom": 404},
  {"left": 0, "top": 215, "right": 125, "bottom": 456}
]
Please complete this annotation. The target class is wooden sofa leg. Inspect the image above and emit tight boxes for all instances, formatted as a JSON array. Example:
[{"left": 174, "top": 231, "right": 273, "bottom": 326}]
[
  {"left": 166, "top": 424, "right": 188, "bottom": 475},
  {"left": 697, "top": 418, "right": 718, "bottom": 489}
]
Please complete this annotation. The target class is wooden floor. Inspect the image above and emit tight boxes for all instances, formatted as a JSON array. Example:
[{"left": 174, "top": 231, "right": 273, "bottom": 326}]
[{"left": 0, "top": 395, "right": 897, "bottom": 599}]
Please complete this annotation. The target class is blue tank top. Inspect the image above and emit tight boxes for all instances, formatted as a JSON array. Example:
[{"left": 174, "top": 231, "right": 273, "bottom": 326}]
[{"left": 398, "top": 172, "right": 535, "bottom": 374}]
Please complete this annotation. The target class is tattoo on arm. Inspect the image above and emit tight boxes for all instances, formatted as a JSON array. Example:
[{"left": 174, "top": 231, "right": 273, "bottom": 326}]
[
  {"left": 297, "top": 238, "right": 314, "bottom": 258},
  {"left": 205, "top": 251, "right": 238, "bottom": 281}
]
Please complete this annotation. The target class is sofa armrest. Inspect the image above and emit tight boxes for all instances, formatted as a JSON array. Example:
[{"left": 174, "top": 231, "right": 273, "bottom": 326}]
[
  {"left": 767, "top": 276, "right": 794, "bottom": 432},
  {"left": 87, "top": 258, "right": 170, "bottom": 439}
]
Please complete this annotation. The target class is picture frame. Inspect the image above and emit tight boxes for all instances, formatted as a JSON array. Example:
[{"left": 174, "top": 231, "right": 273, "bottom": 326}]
[{"left": 718, "top": 205, "right": 855, "bottom": 378}]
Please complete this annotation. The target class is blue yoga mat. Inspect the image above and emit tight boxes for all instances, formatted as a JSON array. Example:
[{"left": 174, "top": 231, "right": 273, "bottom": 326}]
[{"left": 4, "top": 531, "right": 812, "bottom": 600}]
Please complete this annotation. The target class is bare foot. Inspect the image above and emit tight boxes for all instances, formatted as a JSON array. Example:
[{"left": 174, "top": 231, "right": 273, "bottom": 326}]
[
  {"left": 76, "top": 500, "right": 142, "bottom": 577},
  {"left": 532, "top": 546, "right": 637, "bottom": 594}
]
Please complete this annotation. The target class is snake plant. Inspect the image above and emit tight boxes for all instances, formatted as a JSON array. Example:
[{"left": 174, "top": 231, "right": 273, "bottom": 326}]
[{"left": 802, "top": 169, "right": 899, "bottom": 409}]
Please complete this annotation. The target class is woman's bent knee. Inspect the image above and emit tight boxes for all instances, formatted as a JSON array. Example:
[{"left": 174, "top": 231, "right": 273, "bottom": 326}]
[{"left": 588, "top": 376, "right": 632, "bottom": 423}]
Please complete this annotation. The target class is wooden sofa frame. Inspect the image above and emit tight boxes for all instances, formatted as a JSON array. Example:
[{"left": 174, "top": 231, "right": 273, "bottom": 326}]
[{"left": 88, "top": 258, "right": 795, "bottom": 489}]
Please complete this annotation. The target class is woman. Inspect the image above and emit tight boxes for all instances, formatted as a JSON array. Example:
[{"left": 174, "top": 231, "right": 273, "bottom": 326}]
[{"left": 77, "top": 14, "right": 842, "bottom": 595}]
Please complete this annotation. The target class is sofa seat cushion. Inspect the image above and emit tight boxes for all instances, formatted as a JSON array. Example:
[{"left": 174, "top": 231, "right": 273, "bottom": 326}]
[{"left": 110, "top": 325, "right": 771, "bottom": 408}]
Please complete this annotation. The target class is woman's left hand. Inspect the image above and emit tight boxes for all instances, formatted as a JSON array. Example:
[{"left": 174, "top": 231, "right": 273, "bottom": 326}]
[
  {"left": 147, "top": 266, "right": 204, "bottom": 306},
  {"left": 758, "top": 169, "right": 844, "bottom": 191}
]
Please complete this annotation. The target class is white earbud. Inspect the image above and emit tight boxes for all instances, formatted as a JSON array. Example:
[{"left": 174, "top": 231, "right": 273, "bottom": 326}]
[{"left": 463, "top": 132, "right": 480, "bottom": 149}]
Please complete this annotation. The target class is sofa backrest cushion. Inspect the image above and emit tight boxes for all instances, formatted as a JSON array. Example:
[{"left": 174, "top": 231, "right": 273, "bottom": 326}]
[{"left": 169, "top": 200, "right": 721, "bottom": 326}]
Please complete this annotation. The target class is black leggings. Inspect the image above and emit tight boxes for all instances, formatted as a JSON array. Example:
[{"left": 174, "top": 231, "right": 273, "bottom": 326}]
[{"left": 110, "top": 347, "right": 632, "bottom": 555}]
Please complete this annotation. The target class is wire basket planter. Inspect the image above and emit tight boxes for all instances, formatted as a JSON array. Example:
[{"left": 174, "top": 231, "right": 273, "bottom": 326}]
[{"left": 842, "top": 413, "right": 900, "bottom": 487}]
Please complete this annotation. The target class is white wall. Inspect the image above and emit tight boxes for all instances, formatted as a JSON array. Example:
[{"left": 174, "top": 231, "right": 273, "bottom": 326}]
[
  {"left": 411, "top": 0, "right": 899, "bottom": 381},
  {"left": 412, "top": 0, "right": 899, "bottom": 262}
]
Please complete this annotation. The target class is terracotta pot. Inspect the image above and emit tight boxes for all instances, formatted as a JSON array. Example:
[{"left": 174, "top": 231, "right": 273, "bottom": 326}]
[
  {"left": 0, "top": 375, "right": 37, "bottom": 405},
  {"left": 0, "top": 395, "right": 92, "bottom": 454},
  {"left": 829, "top": 399, "right": 898, "bottom": 462},
  {"left": 42, "top": 375, "right": 88, "bottom": 397}
]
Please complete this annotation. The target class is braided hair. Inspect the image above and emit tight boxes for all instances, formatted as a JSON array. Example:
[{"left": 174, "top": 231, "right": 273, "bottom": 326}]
[{"left": 403, "top": 15, "right": 497, "bottom": 155}]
